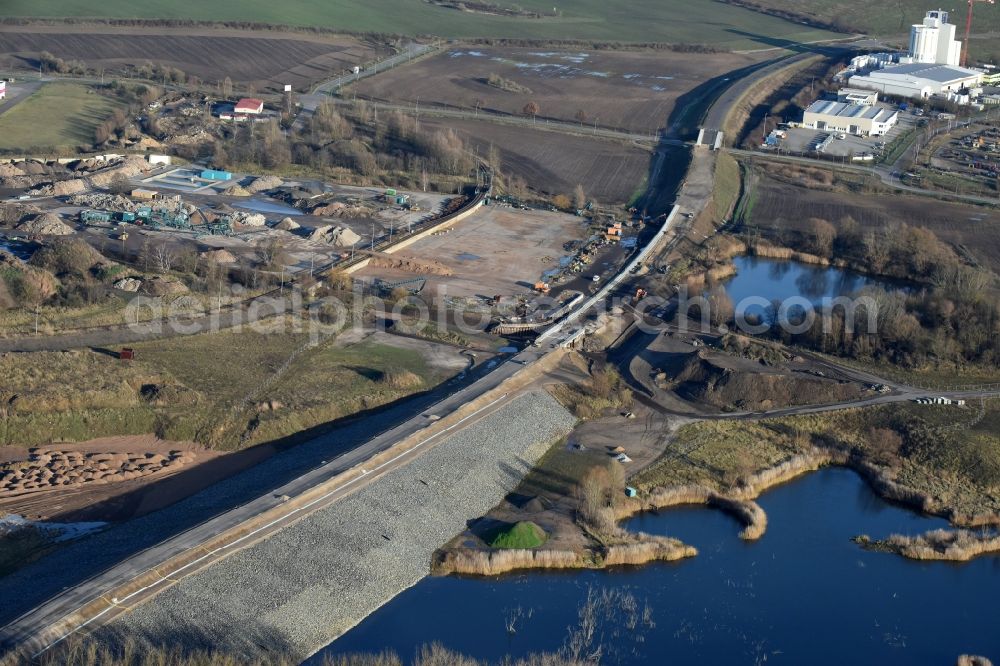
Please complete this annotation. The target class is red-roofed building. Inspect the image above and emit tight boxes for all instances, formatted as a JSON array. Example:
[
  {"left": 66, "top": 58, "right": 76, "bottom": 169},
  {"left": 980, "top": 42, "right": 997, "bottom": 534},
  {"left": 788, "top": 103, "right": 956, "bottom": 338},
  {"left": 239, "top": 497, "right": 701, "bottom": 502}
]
[{"left": 234, "top": 98, "right": 264, "bottom": 115}]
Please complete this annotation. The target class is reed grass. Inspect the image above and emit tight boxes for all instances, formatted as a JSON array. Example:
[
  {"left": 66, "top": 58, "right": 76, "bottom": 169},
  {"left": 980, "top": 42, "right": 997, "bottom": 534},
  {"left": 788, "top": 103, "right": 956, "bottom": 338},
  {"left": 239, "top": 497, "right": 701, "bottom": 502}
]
[
  {"left": 433, "top": 548, "right": 581, "bottom": 576},
  {"left": 883, "top": 528, "right": 1000, "bottom": 562}
]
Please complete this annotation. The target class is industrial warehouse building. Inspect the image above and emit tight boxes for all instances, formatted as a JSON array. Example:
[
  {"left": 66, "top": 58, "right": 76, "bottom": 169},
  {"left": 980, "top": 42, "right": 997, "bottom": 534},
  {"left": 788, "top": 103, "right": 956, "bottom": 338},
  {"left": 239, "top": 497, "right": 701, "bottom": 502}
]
[
  {"left": 848, "top": 62, "right": 984, "bottom": 100},
  {"left": 802, "top": 99, "right": 899, "bottom": 136}
]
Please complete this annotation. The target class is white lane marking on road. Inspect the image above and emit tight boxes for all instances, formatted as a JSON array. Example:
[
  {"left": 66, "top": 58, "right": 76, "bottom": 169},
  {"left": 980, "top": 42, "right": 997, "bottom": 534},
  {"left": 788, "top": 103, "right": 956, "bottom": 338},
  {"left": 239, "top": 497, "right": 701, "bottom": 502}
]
[{"left": 33, "top": 392, "right": 510, "bottom": 657}]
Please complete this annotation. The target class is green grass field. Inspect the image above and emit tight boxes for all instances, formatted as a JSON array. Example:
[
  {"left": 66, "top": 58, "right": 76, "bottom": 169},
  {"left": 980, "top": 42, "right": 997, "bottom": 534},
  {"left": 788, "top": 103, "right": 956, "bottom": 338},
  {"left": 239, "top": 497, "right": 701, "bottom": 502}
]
[
  {"left": 2, "top": 0, "right": 838, "bottom": 48},
  {"left": 0, "top": 82, "right": 123, "bottom": 152},
  {"left": 740, "top": 0, "right": 1000, "bottom": 36},
  {"left": 0, "top": 328, "right": 443, "bottom": 450},
  {"left": 734, "top": 0, "right": 1000, "bottom": 61}
]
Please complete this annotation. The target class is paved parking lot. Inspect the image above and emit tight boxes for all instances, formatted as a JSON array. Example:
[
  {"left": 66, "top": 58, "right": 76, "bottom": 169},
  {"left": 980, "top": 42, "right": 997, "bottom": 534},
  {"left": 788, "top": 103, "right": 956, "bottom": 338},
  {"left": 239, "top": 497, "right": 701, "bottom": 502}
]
[{"left": 770, "top": 110, "right": 921, "bottom": 159}]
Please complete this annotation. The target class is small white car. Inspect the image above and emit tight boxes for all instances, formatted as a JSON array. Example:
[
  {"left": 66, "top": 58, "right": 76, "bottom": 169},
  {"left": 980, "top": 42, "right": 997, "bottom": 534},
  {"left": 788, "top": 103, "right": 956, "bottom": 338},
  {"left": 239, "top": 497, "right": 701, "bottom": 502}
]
[{"left": 592, "top": 275, "right": 601, "bottom": 283}]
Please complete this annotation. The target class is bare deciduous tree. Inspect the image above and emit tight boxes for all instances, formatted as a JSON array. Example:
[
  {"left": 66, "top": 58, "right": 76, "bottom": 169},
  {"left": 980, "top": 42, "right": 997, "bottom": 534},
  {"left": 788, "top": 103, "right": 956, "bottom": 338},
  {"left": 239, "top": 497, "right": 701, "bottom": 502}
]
[{"left": 151, "top": 244, "right": 178, "bottom": 273}]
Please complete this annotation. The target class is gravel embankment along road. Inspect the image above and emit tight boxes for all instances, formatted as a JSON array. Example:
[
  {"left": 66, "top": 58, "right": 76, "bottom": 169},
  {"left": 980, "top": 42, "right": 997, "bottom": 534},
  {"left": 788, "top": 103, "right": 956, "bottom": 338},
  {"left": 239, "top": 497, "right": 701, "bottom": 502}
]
[{"left": 105, "top": 390, "right": 576, "bottom": 660}]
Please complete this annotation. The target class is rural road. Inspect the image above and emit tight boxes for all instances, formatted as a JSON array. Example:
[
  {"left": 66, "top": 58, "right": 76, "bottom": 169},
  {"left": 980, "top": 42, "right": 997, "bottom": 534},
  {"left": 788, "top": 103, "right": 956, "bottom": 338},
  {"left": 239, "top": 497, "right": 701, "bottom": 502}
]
[
  {"left": 0, "top": 334, "right": 558, "bottom": 655},
  {"left": 325, "top": 97, "right": 673, "bottom": 145},
  {"left": 1, "top": 39, "right": 768, "bottom": 651},
  {"left": 0, "top": 194, "right": 684, "bottom": 656},
  {"left": 293, "top": 42, "right": 434, "bottom": 132},
  {"left": 611, "top": 322, "right": 1000, "bottom": 425},
  {"left": 7, "top": 35, "right": 984, "bottom": 658}
]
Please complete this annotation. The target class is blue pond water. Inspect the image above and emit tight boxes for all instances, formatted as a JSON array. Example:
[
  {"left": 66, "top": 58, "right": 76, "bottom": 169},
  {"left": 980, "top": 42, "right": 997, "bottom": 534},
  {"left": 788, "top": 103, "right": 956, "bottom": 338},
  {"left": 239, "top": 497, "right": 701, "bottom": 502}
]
[
  {"left": 722, "top": 256, "right": 901, "bottom": 321},
  {"left": 317, "top": 469, "right": 1000, "bottom": 665}
]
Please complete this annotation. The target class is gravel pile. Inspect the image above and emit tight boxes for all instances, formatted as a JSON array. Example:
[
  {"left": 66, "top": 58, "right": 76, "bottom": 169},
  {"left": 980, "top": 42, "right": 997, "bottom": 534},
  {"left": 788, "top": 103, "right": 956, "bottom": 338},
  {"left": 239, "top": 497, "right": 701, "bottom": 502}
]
[
  {"left": 109, "top": 391, "right": 576, "bottom": 659},
  {"left": 234, "top": 212, "right": 267, "bottom": 227},
  {"left": 246, "top": 175, "right": 283, "bottom": 194},
  {"left": 68, "top": 193, "right": 137, "bottom": 212},
  {"left": 16, "top": 213, "right": 73, "bottom": 236},
  {"left": 309, "top": 224, "right": 361, "bottom": 247}
]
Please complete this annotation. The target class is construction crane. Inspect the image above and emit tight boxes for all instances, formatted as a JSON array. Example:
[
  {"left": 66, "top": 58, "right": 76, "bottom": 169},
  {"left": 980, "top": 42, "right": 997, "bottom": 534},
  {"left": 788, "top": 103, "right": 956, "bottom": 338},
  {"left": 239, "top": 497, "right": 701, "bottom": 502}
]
[{"left": 962, "top": 0, "right": 996, "bottom": 67}]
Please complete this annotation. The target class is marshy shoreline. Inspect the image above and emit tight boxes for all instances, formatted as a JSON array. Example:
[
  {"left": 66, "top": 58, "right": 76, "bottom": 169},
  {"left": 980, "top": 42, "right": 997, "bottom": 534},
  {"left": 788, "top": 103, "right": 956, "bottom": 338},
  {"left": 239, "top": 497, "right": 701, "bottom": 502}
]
[{"left": 434, "top": 440, "right": 1000, "bottom": 578}]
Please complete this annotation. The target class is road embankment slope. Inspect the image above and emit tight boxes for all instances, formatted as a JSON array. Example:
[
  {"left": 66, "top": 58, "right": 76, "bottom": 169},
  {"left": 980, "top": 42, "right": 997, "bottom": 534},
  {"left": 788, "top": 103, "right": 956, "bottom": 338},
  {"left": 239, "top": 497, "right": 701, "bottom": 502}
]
[{"left": 102, "top": 390, "right": 576, "bottom": 660}]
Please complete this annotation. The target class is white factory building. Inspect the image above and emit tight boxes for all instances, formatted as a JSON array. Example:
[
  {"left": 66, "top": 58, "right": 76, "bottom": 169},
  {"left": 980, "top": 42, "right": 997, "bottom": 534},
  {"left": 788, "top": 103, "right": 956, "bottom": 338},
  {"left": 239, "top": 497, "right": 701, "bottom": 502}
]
[
  {"left": 841, "top": 10, "right": 987, "bottom": 104},
  {"left": 848, "top": 62, "right": 983, "bottom": 100},
  {"left": 908, "top": 9, "right": 962, "bottom": 67},
  {"left": 802, "top": 94, "right": 899, "bottom": 136}
]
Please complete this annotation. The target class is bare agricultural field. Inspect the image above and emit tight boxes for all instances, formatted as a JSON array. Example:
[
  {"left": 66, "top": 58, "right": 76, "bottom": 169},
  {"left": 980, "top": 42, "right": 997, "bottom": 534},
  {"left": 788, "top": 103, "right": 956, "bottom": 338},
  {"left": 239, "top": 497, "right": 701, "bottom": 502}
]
[
  {"left": 422, "top": 118, "right": 651, "bottom": 205},
  {"left": 749, "top": 175, "right": 1000, "bottom": 274},
  {"left": 0, "top": 27, "right": 387, "bottom": 93},
  {"left": 354, "top": 47, "right": 768, "bottom": 133}
]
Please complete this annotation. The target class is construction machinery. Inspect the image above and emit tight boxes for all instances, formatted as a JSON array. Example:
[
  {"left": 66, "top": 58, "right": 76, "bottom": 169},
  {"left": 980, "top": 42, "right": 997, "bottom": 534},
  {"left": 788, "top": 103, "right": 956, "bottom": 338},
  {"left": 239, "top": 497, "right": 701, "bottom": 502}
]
[
  {"left": 962, "top": 0, "right": 995, "bottom": 67},
  {"left": 533, "top": 281, "right": 550, "bottom": 294},
  {"left": 80, "top": 209, "right": 113, "bottom": 225}
]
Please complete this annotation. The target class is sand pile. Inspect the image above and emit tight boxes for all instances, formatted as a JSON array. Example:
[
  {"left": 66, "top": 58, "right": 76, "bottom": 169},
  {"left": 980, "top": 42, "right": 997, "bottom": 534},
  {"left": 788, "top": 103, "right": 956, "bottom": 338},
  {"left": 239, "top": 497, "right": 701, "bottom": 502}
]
[
  {"left": 140, "top": 277, "right": 189, "bottom": 296},
  {"left": 309, "top": 224, "right": 362, "bottom": 247},
  {"left": 224, "top": 183, "right": 251, "bottom": 197},
  {"left": 246, "top": 175, "right": 283, "bottom": 193},
  {"left": 275, "top": 217, "right": 300, "bottom": 231},
  {"left": 367, "top": 253, "right": 453, "bottom": 276},
  {"left": 133, "top": 137, "right": 164, "bottom": 151},
  {"left": 50, "top": 179, "right": 89, "bottom": 196},
  {"left": 16, "top": 213, "right": 73, "bottom": 236},
  {"left": 17, "top": 161, "right": 47, "bottom": 176},
  {"left": 202, "top": 249, "right": 237, "bottom": 264},
  {"left": 0, "top": 203, "right": 40, "bottom": 226},
  {"left": 0, "top": 163, "right": 24, "bottom": 178},
  {"left": 312, "top": 201, "right": 374, "bottom": 218},
  {"left": 89, "top": 157, "right": 149, "bottom": 187}
]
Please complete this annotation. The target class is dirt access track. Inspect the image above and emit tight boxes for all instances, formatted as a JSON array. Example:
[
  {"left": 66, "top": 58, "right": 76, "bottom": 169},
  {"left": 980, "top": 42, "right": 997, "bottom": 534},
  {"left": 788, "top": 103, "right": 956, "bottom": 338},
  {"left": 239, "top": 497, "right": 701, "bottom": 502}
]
[
  {"left": 352, "top": 46, "right": 770, "bottom": 134},
  {"left": 0, "top": 25, "right": 388, "bottom": 93}
]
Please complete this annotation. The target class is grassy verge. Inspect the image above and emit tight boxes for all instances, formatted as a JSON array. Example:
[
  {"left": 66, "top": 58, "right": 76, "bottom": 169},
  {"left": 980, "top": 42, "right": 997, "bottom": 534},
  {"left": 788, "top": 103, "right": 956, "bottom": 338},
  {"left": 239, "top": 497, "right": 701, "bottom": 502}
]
[
  {"left": 880, "top": 126, "right": 919, "bottom": 166},
  {"left": 0, "top": 292, "right": 241, "bottom": 338},
  {"left": 0, "top": 82, "right": 125, "bottom": 152},
  {"left": 712, "top": 152, "right": 741, "bottom": 224},
  {"left": 548, "top": 365, "right": 633, "bottom": 420},
  {"left": 0, "top": 323, "right": 445, "bottom": 450}
]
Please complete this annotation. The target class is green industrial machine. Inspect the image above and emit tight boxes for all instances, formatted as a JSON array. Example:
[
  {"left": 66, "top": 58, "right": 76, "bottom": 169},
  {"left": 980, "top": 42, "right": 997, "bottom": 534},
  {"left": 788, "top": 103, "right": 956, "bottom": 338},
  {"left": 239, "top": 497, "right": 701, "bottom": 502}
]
[{"left": 80, "top": 209, "right": 113, "bottom": 224}]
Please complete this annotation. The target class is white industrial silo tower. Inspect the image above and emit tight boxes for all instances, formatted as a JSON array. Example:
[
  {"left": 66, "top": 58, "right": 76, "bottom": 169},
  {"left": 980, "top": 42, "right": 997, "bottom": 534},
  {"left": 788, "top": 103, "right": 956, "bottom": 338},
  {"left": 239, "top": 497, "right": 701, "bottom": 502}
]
[{"left": 909, "top": 9, "right": 962, "bottom": 66}]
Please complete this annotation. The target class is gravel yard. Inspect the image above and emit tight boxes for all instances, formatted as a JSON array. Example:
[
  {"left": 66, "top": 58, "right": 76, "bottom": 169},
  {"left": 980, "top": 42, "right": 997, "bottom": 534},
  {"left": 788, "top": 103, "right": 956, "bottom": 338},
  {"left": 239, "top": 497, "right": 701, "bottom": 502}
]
[{"left": 106, "top": 390, "right": 576, "bottom": 660}]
